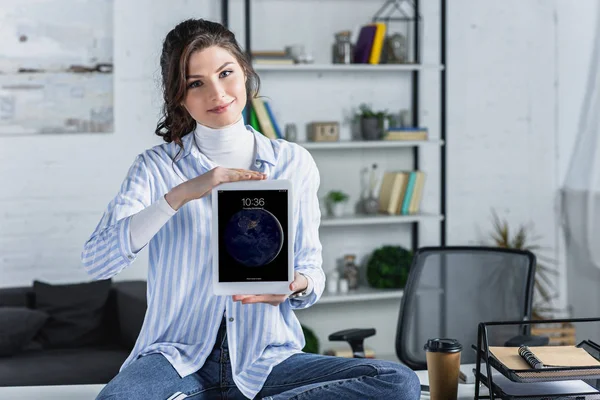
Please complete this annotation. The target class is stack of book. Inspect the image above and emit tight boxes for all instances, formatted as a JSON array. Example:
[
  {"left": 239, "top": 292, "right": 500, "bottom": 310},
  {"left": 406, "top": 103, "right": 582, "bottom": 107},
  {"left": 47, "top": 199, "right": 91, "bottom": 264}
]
[
  {"left": 377, "top": 170, "right": 425, "bottom": 215},
  {"left": 477, "top": 345, "right": 600, "bottom": 398},
  {"left": 251, "top": 50, "right": 294, "bottom": 65},
  {"left": 383, "top": 127, "right": 428, "bottom": 141},
  {"left": 244, "top": 97, "right": 283, "bottom": 140},
  {"left": 353, "top": 22, "right": 387, "bottom": 64}
]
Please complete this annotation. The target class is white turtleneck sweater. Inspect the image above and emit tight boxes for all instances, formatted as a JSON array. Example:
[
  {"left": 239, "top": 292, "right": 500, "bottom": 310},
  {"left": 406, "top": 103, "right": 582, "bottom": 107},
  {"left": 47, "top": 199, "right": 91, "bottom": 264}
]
[
  {"left": 128, "top": 118, "right": 313, "bottom": 297},
  {"left": 130, "top": 117, "right": 254, "bottom": 252}
]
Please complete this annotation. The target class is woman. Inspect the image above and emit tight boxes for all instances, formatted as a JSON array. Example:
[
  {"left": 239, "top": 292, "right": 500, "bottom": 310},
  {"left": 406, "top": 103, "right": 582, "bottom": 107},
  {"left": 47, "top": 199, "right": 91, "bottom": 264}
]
[{"left": 84, "top": 18, "right": 420, "bottom": 400}]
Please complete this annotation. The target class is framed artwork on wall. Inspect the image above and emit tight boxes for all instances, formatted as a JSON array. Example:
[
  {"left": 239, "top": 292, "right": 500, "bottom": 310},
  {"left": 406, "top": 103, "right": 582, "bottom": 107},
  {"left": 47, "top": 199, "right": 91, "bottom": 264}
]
[{"left": 0, "top": 0, "right": 114, "bottom": 136}]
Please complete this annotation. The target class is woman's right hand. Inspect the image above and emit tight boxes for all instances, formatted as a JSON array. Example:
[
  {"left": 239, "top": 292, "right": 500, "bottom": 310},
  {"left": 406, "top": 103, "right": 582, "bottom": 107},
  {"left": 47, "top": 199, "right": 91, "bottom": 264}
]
[{"left": 165, "top": 167, "right": 266, "bottom": 210}]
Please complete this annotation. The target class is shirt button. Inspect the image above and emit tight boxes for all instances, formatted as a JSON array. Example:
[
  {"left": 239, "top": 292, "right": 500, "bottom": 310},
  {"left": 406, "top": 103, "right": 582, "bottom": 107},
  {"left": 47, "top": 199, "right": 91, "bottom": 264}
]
[
  {"left": 127, "top": 255, "right": 133, "bottom": 260},
  {"left": 229, "top": 317, "right": 234, "bottom": 322},
  {"left": 254, "top": 160, "right": 261, "bottom": 167}
]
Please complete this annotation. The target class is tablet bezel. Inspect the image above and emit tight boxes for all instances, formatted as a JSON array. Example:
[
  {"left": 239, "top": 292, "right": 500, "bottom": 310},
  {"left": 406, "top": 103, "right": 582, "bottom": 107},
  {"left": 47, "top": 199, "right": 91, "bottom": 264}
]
[{"left": 211, "top": 179, "right": 294, "bottom": 295}]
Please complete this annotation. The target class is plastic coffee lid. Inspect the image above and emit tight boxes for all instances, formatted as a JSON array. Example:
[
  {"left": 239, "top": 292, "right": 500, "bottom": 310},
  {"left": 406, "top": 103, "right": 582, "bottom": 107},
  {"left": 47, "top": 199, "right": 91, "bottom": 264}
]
[{"left": 424, "top": 338, "right": 462, "bottom": 353}]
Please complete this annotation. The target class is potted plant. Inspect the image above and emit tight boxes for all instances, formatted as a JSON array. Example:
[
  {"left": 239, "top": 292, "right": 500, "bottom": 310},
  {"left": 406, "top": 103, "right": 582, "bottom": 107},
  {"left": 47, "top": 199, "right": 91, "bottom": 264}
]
[
  {"left": 325, "top": 190, "right": 349, "bottom": 217},
  {"left": 355, "top": 103, "right": 390, "bottom": 141},
  {"left": 366, "top": 245, "right": 413, "bottom": 289},
  {"left": 483, "top": 210, "right": 560, "bottom": 320}
]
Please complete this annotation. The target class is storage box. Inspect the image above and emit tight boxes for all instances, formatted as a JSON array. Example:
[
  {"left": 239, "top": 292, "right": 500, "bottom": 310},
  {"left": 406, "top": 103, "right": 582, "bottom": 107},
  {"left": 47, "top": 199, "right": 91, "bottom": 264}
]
[{"left": 307, "top": 122, "right": 340, "bottom": 142}]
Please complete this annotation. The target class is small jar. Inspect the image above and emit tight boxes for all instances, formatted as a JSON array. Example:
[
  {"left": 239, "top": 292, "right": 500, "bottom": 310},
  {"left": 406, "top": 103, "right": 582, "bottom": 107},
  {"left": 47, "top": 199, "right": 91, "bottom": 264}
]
[
  {"left": 343, "top": 254, "right": 360, "bottom": 290},
  {"left": 332, "top": 31, "right": 353, "bottom": 64},
  {"left": 339, "top": 278, "right": 349, "bottom": 293},
  {"left": 285, "top": 123, "right": 297, "bottom": 142},
  {"left": 327, "top": 271, "right": 339, "bottom": 294}
]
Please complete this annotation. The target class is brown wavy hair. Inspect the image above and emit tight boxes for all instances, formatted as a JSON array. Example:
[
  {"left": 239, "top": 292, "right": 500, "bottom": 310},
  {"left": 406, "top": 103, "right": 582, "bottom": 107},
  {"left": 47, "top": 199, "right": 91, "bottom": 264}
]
[{"left": 155, "top": 19, "right": 260, "bottom": 154}]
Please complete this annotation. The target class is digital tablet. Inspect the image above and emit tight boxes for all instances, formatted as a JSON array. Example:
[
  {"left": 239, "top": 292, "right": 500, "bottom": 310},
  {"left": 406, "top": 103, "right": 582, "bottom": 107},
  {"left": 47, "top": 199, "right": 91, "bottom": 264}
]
[{"left": 211, "top": 179, "right": 294, "bottom": 295}]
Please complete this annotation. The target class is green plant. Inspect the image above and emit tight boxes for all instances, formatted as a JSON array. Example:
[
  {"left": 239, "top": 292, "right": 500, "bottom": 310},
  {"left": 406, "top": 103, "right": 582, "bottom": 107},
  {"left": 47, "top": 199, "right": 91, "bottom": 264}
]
[
  {"left": 484, "top": 210, "right": 559, "bottom": 319},
  {"left": 355, "top": 103, "right": 390, "bottom": 120},
  {"left": 326, "top": 190, "right": 349, "bottom": 204},
  {"left": 301, "top": 325, "right": 319, "bottom": 354},
  {"left": 366, "top": 245, "right": 413, "bottom": 289}
]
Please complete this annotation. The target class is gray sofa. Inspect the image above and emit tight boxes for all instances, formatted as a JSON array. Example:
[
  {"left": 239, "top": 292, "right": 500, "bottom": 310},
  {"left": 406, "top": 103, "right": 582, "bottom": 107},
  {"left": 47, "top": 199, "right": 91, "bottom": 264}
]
[{"left": 0, "top": 280, "right": 147, "bottom": 387}]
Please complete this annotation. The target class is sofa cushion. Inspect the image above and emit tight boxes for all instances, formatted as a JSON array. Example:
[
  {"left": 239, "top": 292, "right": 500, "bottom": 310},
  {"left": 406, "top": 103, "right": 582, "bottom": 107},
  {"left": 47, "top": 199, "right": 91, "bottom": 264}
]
[
  {"left": 33, "top": 279, "right": 112, "bottom": 348},
  {"left": 0, "top": 287, "right": 35, "bottom": 308},
  {"left": 0, "top": 346, "right": 129, "bottom": 386},
  {"left": 0, "top": 307, "right": 48, "bottom": 356}
]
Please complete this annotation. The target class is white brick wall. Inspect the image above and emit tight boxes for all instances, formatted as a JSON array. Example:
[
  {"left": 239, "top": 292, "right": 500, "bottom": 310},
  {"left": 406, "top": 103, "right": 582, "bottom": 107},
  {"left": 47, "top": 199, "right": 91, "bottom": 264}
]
[{"left": 0, "top": 0, "right": 594, "bottom": 356}]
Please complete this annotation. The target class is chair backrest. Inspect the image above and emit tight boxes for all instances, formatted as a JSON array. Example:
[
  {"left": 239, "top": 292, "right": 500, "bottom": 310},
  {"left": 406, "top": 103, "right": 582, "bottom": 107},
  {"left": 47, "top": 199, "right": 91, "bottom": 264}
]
[{"left": 395, "top": 246, "right": 536, "bottom": 370}]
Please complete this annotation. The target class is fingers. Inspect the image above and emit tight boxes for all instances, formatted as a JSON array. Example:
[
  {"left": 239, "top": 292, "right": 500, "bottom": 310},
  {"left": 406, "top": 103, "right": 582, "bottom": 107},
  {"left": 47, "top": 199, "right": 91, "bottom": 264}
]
[
  {"left": 232, "top": 294, "right": 287, "bottom": 306},
  {"left": 289, "top": 272, "right": 308, "bottom": 293},
  {"left": 232, "top": 295, "right": 253, "bottom": 302},
  {"left": 227, "top": 169, "right": 266, "bottom": 182}
]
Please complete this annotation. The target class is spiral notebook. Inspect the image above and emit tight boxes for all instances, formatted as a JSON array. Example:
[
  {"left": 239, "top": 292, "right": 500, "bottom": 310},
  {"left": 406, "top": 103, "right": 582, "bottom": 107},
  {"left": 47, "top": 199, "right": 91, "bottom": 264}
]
[{"left": 488, "top": 346, "right": 600, "bottom": 380}]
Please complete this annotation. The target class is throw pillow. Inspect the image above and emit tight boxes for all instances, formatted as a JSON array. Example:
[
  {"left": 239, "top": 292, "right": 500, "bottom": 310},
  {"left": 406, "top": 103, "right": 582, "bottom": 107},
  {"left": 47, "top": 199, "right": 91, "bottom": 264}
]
[
  {"left": 0, "top": 307, "right": 49, "bottom": 356},
  {"left": 33, "top": 279, "right": 112, "bottom": 348}
]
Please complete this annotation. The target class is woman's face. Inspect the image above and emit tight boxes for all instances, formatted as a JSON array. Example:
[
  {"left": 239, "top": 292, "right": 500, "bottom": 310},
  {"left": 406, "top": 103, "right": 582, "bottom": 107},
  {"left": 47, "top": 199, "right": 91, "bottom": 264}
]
[{"left": 182, "top": 46, "right": 247, "bottom": 129}]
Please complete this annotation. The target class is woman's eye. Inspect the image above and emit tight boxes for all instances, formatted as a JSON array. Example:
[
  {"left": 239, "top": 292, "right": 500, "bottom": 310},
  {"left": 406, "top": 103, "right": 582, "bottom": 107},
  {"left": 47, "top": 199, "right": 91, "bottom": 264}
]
[
  {"left": 220, "top": 70, "right": 232, "bottom": 78},
  {"left": 188, "top": 80, "right": 202, "bottom": 89}
]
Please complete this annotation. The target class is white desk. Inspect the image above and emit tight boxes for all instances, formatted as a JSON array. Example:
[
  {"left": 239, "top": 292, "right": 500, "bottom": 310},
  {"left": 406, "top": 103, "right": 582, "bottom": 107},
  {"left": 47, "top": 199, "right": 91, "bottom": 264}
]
[
  {"left": 0, "top": 377, "right": 478, "bottom": 400},
  {"left": 0, "top": 384, "right": 104, "bottom": 399}
]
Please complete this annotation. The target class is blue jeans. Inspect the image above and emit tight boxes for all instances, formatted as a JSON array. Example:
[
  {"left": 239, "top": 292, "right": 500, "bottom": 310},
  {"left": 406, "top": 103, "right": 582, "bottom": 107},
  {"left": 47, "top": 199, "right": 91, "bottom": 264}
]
[{"left": 97, "top": 319, "right": 420, "bottom": 400}]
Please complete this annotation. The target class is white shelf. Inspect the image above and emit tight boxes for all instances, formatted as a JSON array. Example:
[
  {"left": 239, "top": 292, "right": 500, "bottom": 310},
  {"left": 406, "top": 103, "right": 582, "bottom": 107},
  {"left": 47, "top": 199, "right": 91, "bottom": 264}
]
[
  {"left": 300, "top": 139, "right": 443, "bottom": 150},
  {"left": 253, "top": 63, "right": 444, "bottom": 72},
  {"left": 303, "top": 284, "right": 443, "bottom": 306},
  {"left": 317, "top": 287, "right": 404, "bottom": 305},
  {"left": 320, "top": 213, "right": 444, "bottom": 227}
]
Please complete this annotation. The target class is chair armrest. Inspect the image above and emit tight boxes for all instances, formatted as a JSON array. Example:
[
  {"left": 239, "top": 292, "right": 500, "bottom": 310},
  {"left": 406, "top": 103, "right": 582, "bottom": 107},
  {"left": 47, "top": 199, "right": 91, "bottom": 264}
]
[
  {"left": 328, "top": 328, "right": 376, "bottom": 358},
  {"left": 329, "top": 328, "right": 376, "bottom": 342},
  {"left": 113, "top": 281, "right": 147, "bottom": 350}
]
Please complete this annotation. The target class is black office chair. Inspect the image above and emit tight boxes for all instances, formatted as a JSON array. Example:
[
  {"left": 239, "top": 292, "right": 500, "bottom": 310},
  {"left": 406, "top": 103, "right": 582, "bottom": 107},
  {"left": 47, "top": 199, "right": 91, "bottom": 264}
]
[{"left": 329, "top": 246, "right": 544, "bottom": 368}]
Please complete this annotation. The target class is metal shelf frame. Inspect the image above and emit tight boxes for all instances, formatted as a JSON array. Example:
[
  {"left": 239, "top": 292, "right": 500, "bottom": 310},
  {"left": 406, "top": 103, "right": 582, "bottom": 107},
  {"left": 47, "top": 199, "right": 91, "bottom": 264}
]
[{"left": 220, "top": 0, "right": 447, "bottom": 251}]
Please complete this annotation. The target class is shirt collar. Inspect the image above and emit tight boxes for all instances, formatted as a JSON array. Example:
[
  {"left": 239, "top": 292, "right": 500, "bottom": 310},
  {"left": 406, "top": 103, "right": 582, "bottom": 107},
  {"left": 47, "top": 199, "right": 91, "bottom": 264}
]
[{"left": 176, "top": 124, "right": 278, "bottom": 167}]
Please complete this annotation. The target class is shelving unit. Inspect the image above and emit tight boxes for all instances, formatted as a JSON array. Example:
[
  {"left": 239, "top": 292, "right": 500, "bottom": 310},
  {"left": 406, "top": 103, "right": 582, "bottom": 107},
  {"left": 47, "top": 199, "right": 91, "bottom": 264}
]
[
  {"left": 317, "top": 287, "right": 404, "bottom": 305},
  {"left": 252, "top": 63, "right": 444, "bottom": 72},
  {"left": 299, "top": 139, "right": 443, "bottom": 150},
  {"left": 320, "top": 213, "right": 443, "bottom": 227},
  {"left": 221, "top": 0, "right": 447, "bottom": 293}
]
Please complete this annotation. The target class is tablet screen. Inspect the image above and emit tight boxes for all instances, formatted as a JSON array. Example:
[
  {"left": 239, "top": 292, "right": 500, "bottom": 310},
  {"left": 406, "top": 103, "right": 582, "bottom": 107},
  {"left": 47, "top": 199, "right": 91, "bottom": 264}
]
[{"left": 216, "top": 189, "right": 289, "bottom": 282}]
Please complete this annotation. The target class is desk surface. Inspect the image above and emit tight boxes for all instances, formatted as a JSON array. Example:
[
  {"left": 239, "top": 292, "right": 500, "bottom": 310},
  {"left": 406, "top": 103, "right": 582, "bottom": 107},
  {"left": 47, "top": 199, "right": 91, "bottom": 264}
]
[
  {"left": 0, "top": 384, "right": 104, "bottom": 399},
  {"left": 0, "top": 372, "right": 478, "bottom": 400}
]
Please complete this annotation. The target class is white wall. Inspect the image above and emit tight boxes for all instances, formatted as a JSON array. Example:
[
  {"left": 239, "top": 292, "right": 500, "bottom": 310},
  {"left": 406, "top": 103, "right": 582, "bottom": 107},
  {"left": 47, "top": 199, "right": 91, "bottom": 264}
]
[
  {"left": 554, "top": 0, "right": 600, "bottom": 338},
  {"left": 0, "top": 0, "right": 596, "bottom": 357}
]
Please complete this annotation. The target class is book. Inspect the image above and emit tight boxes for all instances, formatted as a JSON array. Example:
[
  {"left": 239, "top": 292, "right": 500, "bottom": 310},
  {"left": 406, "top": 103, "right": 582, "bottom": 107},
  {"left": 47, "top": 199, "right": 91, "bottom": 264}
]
[
  {"left": 353, "top": 25, "right": 377, "bottom": 63},
  {"left": 479, "top": 363, "right": 599, "bottom": 397},
  {"left": 492, "top": 346, "right": 600, "bottom": 370},
  {"left": 263, "top": 101, "right": 282, "bottom": 139},
  {"left": 488, "top": 346, "right": 600, "bottom": 381},
  {"left": 383, "top": 127, "right": 428, "bottom": 141},
  {"left": 378, "top": 171, "right": 408, "bottom": 215},
  {"left": 368, "top": 22, "right": 386, "bottom": 64},
  {"left": 400, "top": 171, "right": 417, "bottom": 215},
  {"left": 408, "top": 171, "right": 425, "bottom": 214},
  {"left": 250, "top": 97, "right": 277, "bottom": 139}
]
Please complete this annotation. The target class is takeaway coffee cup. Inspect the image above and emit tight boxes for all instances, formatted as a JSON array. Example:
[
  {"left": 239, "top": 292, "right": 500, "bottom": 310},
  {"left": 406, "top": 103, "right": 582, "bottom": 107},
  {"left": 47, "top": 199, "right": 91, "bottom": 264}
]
[{"left": 424, "top": 338, "right": 462, "bottom": 400}]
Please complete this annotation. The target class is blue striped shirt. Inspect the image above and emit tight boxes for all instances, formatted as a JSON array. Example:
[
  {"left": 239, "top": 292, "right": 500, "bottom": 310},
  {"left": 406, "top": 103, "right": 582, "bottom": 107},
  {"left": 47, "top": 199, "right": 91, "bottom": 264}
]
[{"left": 81, "top": 126, "right": 324, "bottom": 399}]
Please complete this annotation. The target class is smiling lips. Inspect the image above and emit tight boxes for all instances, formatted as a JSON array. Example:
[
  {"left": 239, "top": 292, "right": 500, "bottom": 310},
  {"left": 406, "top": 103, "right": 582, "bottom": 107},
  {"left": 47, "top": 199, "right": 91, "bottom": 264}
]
[{"left": 209, "top": 100, "right": 234, "bottom": 114}]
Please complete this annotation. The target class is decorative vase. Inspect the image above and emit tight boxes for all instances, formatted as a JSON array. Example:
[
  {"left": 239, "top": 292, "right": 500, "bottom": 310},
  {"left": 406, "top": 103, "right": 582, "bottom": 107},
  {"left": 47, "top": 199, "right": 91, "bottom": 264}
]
[
  {"left": 328, "top": 201, "right": 346, "bottom": 218},
  {"left": 343, "top": 254, "right": 360, "bottom": 290},
  {"left": 363, "top": 195, "right": 379, "bottom": 215},
  {"left": 360, "top": 117, "right": 382, "bottom": 140}
]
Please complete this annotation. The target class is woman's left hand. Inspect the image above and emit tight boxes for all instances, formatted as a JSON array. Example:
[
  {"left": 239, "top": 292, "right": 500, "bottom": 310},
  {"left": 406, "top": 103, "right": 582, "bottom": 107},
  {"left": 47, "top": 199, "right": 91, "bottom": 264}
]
[{"left": 232, "top": 272, "right": 308, "bottom": 306}]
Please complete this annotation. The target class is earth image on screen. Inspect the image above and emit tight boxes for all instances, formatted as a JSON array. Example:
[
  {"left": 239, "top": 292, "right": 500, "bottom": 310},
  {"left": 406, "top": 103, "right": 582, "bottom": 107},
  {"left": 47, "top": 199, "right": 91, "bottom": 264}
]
[{"left": 224, "top": 208, "right": 284, "bottom": 267}]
